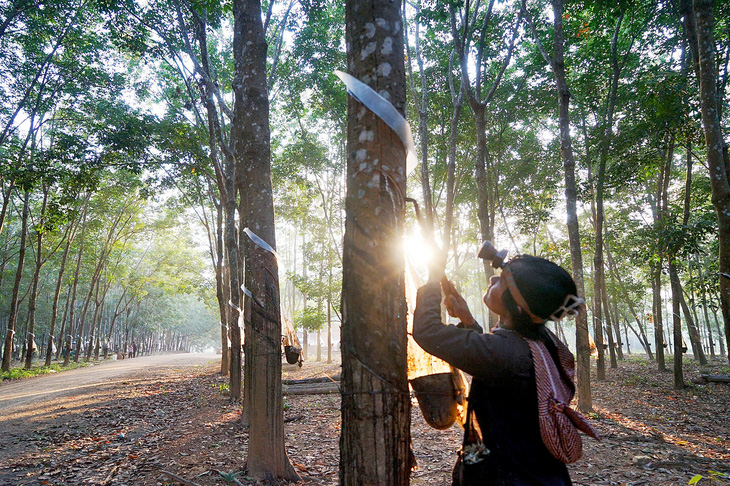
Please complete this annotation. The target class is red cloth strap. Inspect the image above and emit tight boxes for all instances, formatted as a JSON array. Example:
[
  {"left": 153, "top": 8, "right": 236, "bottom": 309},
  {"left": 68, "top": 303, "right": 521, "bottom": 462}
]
[{"left": 525, "top": 331, "right": 599, "bottom": 464}]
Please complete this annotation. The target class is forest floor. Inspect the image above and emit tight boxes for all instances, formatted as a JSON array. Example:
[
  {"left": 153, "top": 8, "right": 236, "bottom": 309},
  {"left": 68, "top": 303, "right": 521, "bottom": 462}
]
[{"left": 0, "top": 352, "right": 728, "bottom": 485}]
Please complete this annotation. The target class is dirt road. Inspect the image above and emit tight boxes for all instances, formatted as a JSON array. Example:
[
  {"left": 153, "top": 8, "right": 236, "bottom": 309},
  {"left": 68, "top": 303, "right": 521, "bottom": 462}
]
[
  {"left": 0, "top": 352, "right": 218, "bottom": 413},
  {"left": 0, "top": 353, "right": 224, "bottom": 485}
]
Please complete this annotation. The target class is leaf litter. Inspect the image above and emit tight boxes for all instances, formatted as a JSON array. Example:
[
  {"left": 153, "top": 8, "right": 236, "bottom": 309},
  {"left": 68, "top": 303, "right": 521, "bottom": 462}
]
[{"left": 0, "top": 355, "right": 727, "bottom": 485}]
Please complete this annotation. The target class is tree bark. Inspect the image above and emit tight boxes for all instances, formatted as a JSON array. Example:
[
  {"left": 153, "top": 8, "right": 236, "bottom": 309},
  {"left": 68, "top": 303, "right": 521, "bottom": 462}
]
[
  {"left": 1, "top": 191, "right": 29, "bottom": 372},
  {"left": 669, "top": 261, "right": 685, "bottom": 388},
  {"left": 592, "top": 14, "right": 624, "bottom": 380},
  {"left": 449, "top": 3, "right": 520, "bottom": 327},
  {"left": 24, "top": 185, "right": 48, "bottom": 369},
  {"left": 693, "top": 0, "right": 730, "bottom": 363},
  {"left": 548, "top": 0, "right": 592, "bottom": 412},
  {"left": 610, "top": 300, "right": 624, "bottom": 361},
  {"left": 605, "top": 240, "right": 654, "bottom": 359},
  {"left": 214, "top": 200, "right": 229, "bottom": 376},
  {"left": 0, "top": 181, "right": 14, "bottom": 236},
  {"left": 404, "top": 0, "right": 434, "bottom": 231},
  {"left": 233, "top": 0, "right": 297, "bottom": 479},
  {"left": 711, "top": 304, "right": 727, "bottom": 357},
  {"left": 340, "top": 0, "right": 411, "bottom": 483},
  {"left": 46, "top": 222, "right": 75, "bottom": 366},
  {"left": 189, "top": 6, "right": 237, "bottom": 384}
]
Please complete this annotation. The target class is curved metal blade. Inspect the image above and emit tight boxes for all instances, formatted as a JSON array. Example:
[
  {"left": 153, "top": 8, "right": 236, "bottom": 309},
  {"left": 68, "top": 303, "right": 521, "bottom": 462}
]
[{"left": 335, "top": 70, "right": 417, "bottom": 173}]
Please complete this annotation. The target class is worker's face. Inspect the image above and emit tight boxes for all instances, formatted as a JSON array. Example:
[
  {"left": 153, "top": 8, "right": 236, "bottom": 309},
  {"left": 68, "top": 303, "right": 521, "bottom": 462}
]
[{"left": 484, "top": 274, "right": 509, "bottom": 318}]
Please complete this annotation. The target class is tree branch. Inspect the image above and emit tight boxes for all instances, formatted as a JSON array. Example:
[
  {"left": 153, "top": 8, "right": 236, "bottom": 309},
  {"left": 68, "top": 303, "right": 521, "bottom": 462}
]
[{"left": 522, "top": 0, "right": 552, "bottom": 66}]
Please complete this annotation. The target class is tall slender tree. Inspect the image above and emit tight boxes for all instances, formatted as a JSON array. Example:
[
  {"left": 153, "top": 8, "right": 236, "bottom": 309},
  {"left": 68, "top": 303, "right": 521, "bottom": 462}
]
[
  {"left": 692, "top": 0, "right": 730, "bottom": 362},
  {"left": 232, "top": 0, "right": 298, "bottom": 479},
  {"left": 1, "top": 191, "right": 29, "bottom": 372},
  {"left": 340, "top": 0, "right": 411, "bottom": 483},
  {"left": 525, "top": 0, "right": 592, "bottom": 411}
]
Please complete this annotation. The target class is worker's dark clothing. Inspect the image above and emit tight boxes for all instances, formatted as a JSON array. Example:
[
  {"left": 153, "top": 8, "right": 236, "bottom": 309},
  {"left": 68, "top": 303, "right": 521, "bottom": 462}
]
[{"left": 413, "top": 282, "right": 572, "bottom": 486}]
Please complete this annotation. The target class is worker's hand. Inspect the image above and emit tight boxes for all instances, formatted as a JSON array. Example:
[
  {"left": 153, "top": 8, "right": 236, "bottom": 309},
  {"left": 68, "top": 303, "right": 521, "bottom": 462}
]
[
  {"left": 441, "top": 278, "right": 477, "bottom": 326},
  {"left": 427, "top": 249, "right": 447, "bottom": 283}
]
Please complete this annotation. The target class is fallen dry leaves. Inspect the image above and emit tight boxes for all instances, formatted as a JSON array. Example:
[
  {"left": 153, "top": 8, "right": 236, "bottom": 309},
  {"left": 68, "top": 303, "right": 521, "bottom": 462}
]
[{"left": 0, "top": 355, "right": 728, "bottom": 485}]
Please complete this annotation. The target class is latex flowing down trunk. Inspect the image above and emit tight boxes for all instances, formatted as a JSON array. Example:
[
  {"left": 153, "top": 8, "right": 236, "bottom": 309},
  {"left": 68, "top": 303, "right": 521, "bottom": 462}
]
[{"left": 340, "top": 0, "right": 411, "bottom": 483}]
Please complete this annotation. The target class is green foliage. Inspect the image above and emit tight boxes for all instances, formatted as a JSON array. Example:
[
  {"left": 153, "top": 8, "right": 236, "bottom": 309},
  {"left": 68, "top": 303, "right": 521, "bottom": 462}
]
[
  {"left": 689, "top": 471, "right": 728, "bottom": 484},
  {"left": 0, "top": 362, "right": 90, "bottom": 381},
  {"left": 294, "top": 305, "right": 326, "bottom": 332},
  {"left": 216, "top": 469, "right": 243, "bottom": 484},
  {"left": 213, "top": 381, "right": 230, "bottom": 396}
]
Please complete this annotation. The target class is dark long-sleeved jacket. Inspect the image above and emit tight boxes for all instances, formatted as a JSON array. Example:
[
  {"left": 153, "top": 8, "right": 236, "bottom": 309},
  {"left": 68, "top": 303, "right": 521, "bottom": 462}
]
[{"left": 413, "top": 283, "right": 571, "bottom": 486}]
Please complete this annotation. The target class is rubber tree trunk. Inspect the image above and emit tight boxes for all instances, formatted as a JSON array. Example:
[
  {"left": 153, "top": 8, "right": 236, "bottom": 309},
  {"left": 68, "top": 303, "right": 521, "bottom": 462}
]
[
  {"left": 693, "top": 0, "right": 730, "bottom": 363},
  {"left": 46, "top": 230, "right": 73, "bottom": 366},
  {"left": 232, "top": 0, "right": 297, "bottom": 479},
  {"left": 652, "top": 267, "right": 666, "bottom": 370},
  {"left": 669, "top": 261, "right": 685, "bottom": 389},
  {"left": 711, "top": 305, "right": 727, "bottom": 357},
  {"left": 652, "top": 144, "right": 671, "bottom": 371},
  {"left": 606, "top": 241, "right": 654, "bottom": 359},
  {"left": 678, "top": 141, "right": 707, "bottom": 364},
  {"left": 327, "top": 264, "right": 332, "bottom": 364},
  {"left": 222, "top": 170, "right": 241, "bottom": 399},
  {"left": 592, "top": 14, "right": 624, "bottom": 379},
  {"left": 340, "top": 0, "right": 411, "bottom": 483},
  {"left": 549, "top": 0, "right": 592, "bottom": 412},
  {"left": 215, "top": 202, "right": 229, "bottom": 376},
  {"left": 63, "top": 216, "right": 86, "bottom": 367},
  {"left": 404, "top": 1, "right": 434, "bottom": 232},
  {"left": 25, "top": 186, "right": 48, "bottom": 369},
  {"left": 603, "top": 304, "right": 617, "bottom": 369},
  {"left": 609, "top": 300, "right": 624, "bottom": 361},
  {"left": 1, "top": 191, "right": 29, "bottom": 372}
]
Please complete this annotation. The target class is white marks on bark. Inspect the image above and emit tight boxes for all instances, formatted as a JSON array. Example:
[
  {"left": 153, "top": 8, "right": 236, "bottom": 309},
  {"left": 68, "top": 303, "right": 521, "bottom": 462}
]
[
  {"left": 368, "top": 173, "right": 380, "bottom": 188},
  {"left": 377, "top": 63, "right": 392, "bottom": 77},
  {"left": 715, "top": 166, "right": 725, "bottom": 181},
  {"left": 381, "top": 37, "right": 393, "bottom": 55},
  {"left": 365, "top": 23, "right": 376, "bottom": 38},
  {"left": 359, "top": 130, "right": 374, "bottom": 142},
  {"left": 361, "top": 41, "right": 377, "bottom": 60},
  {"left": 356, "top": 149, "right": 367, "bottom": 161}
]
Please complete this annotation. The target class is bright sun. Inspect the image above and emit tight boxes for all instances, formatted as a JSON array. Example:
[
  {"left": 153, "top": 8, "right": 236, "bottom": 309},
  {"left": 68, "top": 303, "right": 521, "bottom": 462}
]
[{"left": 402, "top": 230, "right": 434, "bottom": 270}]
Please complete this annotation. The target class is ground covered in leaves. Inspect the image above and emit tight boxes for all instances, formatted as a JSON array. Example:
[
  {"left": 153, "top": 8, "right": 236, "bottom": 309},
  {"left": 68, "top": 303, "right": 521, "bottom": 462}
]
[{"left": 0, "top": 354, "right": 728, "bottom": 485}]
